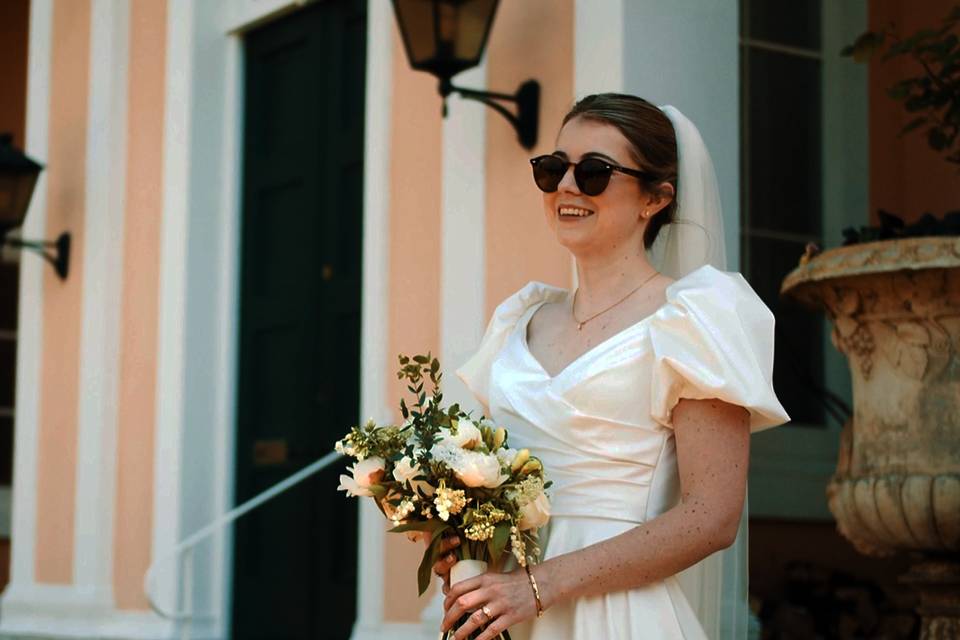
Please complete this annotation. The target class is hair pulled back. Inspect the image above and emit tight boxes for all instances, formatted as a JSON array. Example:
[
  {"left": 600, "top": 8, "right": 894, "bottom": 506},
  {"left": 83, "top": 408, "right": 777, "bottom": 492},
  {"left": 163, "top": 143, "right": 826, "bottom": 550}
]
[{"left": 562, "top": 94, "right": 677, "bottom": 249}]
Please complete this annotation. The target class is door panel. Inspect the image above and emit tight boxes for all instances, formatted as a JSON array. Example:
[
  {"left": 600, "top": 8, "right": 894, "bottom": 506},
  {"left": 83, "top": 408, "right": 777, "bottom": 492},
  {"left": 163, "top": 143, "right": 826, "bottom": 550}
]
[{"left": 232, "top": 2, "right": 365, "bottom": 638}]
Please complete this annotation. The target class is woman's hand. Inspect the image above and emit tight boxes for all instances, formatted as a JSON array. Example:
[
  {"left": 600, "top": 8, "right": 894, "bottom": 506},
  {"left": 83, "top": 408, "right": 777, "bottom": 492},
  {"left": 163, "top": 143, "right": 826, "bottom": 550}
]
[
  {"left": 427, "top": 534, "right": 461, "bottom": 594},
  {"left": 441, "top": 568, "right": 540, "bottom": 640}
]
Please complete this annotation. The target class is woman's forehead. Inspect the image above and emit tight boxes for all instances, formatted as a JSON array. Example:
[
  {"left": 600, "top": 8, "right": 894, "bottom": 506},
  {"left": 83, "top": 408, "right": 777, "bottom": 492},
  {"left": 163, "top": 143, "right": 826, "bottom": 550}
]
[{"left": 554, "top": 117, "right": 632, "bottom": 161}]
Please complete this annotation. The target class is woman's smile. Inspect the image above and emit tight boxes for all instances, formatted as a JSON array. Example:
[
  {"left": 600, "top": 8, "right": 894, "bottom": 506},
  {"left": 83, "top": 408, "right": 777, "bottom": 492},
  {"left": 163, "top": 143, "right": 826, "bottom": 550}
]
[{"left": 558, "top": 205, "right": 595, "bottom": 219}]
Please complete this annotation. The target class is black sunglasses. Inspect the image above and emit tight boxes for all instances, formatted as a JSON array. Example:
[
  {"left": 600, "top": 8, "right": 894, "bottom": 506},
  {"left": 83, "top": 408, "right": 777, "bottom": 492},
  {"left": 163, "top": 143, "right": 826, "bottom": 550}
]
[{"left": 529, "top": 154, "right": 651, "bottom": 196}]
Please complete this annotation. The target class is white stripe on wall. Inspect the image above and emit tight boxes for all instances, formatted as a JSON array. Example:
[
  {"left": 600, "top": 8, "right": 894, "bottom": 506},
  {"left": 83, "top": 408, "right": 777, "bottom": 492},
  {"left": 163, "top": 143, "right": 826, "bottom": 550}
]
[
  {"left": 151, "top": 0, "right": 194, "bottom": 620},
  {"left": 574, "top": 0, "right": 624, "bottom": 98},
  {"left": 437, "top": 66, "right": 488, "bottom": 418},
  {"left": 420, "top": 57, "right": 491, "bottom": 632},
  {"left": 3, "top": 0, "right": 53, "bottom": 596},
  {"left": 72, "top": 0, "right": 129, "bottom": 600},
  {"left": 352, "top": 0, "right": 395, "bottom": 636}
]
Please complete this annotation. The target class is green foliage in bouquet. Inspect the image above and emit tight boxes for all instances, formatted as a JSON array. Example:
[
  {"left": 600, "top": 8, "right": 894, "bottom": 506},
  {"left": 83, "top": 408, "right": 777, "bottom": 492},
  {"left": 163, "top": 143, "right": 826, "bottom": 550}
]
[{"left": 336, "top": 353, "right": 551, "bottom": 596}]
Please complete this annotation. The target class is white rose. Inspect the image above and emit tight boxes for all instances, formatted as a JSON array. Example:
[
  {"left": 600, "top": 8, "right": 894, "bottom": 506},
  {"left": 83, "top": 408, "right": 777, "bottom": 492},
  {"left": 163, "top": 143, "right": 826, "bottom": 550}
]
[
  {"left": 454, "top": 450, "right": 508, "bottom": 488},
  {"left": 392, "top": 454, "right": 435, "bottom": 496},
  {"left": 440, "top": 419, "right": 483, "bottom": 449},
  {"left": 518, "top": 490, "right": 551, "bottom": 531},
  {"left": 337, "top": 456, "right": 386, "bottom": 497}
]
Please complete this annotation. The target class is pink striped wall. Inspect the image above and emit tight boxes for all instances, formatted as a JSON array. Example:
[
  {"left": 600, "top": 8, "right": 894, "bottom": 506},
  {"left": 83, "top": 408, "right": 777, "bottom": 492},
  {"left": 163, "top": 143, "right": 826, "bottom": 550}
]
[
  {"left": 35, "top": 0, "right": 91, "bottom": 584},
  {"left": 113, "top": 0, "right": 167, "bottom": 610}
]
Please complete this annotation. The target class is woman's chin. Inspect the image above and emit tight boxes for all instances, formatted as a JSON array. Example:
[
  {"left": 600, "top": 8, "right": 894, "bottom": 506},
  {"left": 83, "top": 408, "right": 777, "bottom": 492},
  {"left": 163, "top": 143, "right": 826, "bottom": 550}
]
[{"left": 553, "top": 229, "right": 595, "bottom": 255}]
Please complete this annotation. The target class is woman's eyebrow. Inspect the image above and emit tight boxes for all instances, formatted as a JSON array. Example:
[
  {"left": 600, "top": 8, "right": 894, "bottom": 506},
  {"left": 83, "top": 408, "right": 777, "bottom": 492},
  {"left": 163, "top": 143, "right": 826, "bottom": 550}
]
[
  {"left": 552, "top": 150, "right": 619, "bottom": 163},
  {"left": 582, "top": 151, "right": 618, "bottom": 163}
]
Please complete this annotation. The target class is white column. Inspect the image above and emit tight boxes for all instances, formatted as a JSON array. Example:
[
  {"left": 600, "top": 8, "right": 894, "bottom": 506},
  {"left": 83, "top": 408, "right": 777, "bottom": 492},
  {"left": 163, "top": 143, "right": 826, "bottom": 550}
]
[
  {"left": 438, "top": 62, "right": 489, "bottom": 416},
  {"left": 574, "top": 0, "right": 625, "bottom": 97},
  {"left": 620, "top": 1, "right": 741, "bottom": 267},
  {"left": 151, "top": 0, "right": 195, "bottom": 625},
  {"left": 353, "top": 1, "right": 398, "bottom": 638},
  {"left": 72, "top": 0, "right": 130, "bottom": 604},
  {"left": 2, "top": 0, "right": 53, "bottom": 601}
]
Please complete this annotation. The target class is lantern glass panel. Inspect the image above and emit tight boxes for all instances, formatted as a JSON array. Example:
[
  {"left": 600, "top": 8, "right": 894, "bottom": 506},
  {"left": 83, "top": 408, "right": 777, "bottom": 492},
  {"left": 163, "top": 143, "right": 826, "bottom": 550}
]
[
  {"left": 394, "top": 0, "right": 436, "bottom": 65},
  {"left": 0, "top": 172, "right": 37, "bottom": 230},
  {"left": 454, "top": 0, "right": 497, "bottom": 61}
]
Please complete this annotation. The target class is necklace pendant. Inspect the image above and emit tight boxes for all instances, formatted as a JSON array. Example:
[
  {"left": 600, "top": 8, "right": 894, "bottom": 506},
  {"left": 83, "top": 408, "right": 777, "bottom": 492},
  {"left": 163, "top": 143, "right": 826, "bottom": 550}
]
[{"left": 577, "top": 322, "right": 583, "bottom": 331}]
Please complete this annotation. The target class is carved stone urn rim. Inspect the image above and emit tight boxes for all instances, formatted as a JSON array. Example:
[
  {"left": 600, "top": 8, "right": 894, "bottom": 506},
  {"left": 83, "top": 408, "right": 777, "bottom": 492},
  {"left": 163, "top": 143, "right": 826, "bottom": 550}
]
[{"left": 781, "top": 236, "right": 960, "bottom": 304}]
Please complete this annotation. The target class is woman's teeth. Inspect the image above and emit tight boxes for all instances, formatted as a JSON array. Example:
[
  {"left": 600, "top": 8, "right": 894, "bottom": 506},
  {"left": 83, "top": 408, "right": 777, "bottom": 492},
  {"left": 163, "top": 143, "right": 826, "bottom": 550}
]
[{"left": 559, "top": 206, "right": 594, "bottom": 218}]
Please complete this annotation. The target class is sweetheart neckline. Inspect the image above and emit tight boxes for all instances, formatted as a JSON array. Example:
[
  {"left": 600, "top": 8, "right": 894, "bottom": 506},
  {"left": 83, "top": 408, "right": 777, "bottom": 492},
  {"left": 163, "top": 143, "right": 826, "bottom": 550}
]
[
  {"left": 517, "top": 297, "right": 669, "bottom": 381},
  {"left": 513, "top": 264, "right": 715, "bottom": 381}
]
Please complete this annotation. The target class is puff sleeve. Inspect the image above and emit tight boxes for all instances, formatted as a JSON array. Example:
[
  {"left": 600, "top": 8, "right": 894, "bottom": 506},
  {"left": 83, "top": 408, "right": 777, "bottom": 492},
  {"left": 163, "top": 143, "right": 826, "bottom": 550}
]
[
  {"left": 648, "top": 265, "right": 790, "bottom": 432},
  {"left": 456, "top": 281, "right": 566, "bottom": 411}
]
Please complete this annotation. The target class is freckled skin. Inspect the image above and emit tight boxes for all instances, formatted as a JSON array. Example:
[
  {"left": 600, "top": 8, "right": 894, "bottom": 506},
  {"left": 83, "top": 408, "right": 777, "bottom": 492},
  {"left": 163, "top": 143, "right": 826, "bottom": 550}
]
[{"left": 432, "top": 118, "right": 753, "bottom": 640}]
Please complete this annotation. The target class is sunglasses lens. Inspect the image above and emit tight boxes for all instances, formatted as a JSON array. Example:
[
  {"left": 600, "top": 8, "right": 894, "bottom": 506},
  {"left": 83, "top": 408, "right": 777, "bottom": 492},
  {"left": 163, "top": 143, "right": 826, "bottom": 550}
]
[
  {"left": 531, "top": 156, "right": 565, "bottom": 193},
  {"left": 574, "top": 158, "right": 613, "bottom": 196}
]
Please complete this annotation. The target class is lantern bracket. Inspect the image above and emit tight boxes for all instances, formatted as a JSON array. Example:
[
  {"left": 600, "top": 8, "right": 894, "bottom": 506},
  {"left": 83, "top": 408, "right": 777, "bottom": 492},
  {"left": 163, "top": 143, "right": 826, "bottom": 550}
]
[
  {"left": 1, "top": 231, "right": 70, "bottom": 281},
  {"left": 439, "top": 77, "right": 539, "bottom": 150}
]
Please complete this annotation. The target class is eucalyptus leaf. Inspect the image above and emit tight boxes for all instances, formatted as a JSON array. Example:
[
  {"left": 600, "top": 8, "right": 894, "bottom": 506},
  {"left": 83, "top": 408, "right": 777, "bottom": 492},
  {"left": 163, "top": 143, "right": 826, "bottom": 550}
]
[
  {"left": 390, "top": 519, "right": 450, "bottom": 535},
  {"left": 491, "top": 522, "right": 511, "bottom": 562}
]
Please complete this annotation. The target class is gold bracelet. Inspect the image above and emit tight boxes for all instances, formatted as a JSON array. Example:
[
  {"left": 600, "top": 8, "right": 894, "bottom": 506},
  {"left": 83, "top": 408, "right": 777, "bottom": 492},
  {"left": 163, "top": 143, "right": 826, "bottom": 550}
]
[{"left": 523, "top": 562, "right": 544, "bottom": 618}]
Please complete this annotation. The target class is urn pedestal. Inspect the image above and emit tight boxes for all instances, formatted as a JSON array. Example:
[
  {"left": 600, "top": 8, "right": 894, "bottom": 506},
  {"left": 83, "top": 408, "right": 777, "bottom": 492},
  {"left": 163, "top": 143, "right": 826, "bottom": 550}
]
[{"left": 781, "top": 237, "right": 960, "bottom": 639}]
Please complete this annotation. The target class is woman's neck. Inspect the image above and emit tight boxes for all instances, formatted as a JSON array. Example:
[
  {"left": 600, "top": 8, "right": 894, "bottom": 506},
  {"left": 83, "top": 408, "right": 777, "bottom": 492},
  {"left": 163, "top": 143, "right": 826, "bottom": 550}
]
[{"left": 573, "top": 247, "right": 658, "bottom": 308}]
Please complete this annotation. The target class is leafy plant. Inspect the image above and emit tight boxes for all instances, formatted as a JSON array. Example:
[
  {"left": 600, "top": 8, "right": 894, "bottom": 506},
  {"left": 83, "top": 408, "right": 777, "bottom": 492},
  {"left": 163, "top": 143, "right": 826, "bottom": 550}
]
[
  {"left": 841, "top": 209, "right": 960, "bottom": 245},
  {"left": 842, "top": 5, "right": 960, "bottom": 165}
]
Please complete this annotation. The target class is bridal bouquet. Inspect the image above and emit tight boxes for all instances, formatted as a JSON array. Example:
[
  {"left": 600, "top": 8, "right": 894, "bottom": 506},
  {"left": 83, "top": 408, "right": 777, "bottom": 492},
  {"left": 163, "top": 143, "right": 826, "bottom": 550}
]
[{"left": 336, "top": 353, "right": 551, "bottom": 598}]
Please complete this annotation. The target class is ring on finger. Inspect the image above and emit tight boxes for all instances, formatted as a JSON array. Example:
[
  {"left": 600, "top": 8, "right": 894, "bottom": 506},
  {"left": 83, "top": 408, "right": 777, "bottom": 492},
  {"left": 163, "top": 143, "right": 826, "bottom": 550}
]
[{"left": 481, "top": 604, "right": 493, "bottom": 619}]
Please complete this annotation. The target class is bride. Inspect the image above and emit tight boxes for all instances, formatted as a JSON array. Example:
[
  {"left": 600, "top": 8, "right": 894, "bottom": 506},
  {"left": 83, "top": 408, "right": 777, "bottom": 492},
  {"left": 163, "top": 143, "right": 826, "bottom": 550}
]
[{"left": 432, "top": 94, "right": 790, "bottom": 639}]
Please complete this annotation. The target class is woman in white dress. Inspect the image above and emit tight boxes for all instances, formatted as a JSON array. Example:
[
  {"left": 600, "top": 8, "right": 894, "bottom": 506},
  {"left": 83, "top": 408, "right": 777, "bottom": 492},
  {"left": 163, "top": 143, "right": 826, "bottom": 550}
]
[{"left": 431, "top": 94, "right": 790, "bottom": 639}]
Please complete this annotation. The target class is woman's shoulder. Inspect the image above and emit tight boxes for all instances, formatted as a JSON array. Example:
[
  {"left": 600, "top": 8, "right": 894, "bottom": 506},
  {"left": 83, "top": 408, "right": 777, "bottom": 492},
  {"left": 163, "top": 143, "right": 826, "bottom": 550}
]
[{"left": 662, "top": 264, "right": 772, "bottom": 322}]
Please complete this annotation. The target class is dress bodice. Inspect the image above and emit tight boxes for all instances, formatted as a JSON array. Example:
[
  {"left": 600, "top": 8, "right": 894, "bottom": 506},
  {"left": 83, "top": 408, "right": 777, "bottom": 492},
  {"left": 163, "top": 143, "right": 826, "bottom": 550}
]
[{"left": 455, "top": 264, "right": 790, "bottom": 639}]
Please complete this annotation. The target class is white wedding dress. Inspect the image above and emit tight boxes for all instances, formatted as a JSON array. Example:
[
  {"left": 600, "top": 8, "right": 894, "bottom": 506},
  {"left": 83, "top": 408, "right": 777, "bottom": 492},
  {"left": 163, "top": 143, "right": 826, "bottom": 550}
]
[{"left": 456, "top": 264, "right": 790, "bottom": 639}]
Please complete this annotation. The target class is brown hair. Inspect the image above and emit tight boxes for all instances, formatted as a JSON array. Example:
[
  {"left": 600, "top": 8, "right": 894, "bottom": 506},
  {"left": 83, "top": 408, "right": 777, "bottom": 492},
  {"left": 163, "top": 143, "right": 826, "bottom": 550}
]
[{"left": 562, "top": 93, "right": 677, "bottom": 249}]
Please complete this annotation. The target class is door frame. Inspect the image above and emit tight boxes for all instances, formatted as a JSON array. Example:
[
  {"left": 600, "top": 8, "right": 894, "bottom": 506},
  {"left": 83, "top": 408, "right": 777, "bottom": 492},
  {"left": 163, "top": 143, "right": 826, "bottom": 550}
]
[{"left": 150, "top": 1, "right": 396, "bottom": 637}]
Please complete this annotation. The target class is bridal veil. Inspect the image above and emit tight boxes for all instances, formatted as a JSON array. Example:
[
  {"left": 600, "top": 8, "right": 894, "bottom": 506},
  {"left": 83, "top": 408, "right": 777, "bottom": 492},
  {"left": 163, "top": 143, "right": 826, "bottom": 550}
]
[{"left": 650, "top": 105, "right": 750, "bottom": 639}]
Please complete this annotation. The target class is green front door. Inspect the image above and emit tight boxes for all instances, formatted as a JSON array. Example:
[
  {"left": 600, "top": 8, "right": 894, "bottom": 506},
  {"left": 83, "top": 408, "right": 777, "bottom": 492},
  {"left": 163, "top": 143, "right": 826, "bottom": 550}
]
[{"left": 232, "top": 2, "right": 366, "bottom": 638}]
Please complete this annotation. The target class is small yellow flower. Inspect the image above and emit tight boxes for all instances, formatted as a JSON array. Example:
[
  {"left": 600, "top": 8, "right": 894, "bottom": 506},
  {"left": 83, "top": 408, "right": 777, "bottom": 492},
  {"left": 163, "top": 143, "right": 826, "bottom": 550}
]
[{"left": 433, "top": 481, "right": 467, "bottom": 521}]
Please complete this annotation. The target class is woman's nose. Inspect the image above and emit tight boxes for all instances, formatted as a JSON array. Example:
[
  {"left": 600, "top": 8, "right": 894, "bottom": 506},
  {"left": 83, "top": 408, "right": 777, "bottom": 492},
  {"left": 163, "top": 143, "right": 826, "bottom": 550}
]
[{"left": 557, "top": 164, "right": 580, "bottom": 193}]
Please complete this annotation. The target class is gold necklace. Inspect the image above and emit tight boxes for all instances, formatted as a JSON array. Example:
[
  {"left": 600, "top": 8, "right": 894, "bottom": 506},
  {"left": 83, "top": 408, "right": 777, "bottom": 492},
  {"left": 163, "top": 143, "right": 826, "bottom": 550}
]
[{"left": 572, "top": 270, "right": 660, "bottom": 331}]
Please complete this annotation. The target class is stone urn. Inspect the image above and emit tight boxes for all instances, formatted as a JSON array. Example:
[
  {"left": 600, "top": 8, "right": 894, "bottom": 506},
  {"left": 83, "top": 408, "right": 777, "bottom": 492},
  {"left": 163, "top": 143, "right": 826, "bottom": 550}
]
[{"left": 781, "top": 236, "right": 960, "bottom": 638}]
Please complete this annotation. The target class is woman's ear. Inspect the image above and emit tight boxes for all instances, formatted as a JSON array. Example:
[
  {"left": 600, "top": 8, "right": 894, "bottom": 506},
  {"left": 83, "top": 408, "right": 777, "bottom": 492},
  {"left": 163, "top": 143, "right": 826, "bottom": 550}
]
[{"left": 646, "top": 182, "right": 675, "bottom": 216}]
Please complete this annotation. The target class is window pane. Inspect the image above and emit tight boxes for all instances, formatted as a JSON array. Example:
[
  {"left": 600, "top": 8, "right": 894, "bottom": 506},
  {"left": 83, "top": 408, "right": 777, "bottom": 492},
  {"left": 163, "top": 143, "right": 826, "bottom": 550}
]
[
  {"left": 0, "top": 416, "right": 11, "bottom": 485},
  {"left": 748, "top": 235, "right": 824, "bottom": 425},
  {"left": 746, "top": 48, "right": 822, "bottom": 237},
  {"left": 0, "top": 339, "right": 13, "bottom": 409},
  {"left": 0, "top": 262, "right": 17, "bottom": 331},
  {"left": 747, "top": 0, "right": 821, "bottom": 50}
]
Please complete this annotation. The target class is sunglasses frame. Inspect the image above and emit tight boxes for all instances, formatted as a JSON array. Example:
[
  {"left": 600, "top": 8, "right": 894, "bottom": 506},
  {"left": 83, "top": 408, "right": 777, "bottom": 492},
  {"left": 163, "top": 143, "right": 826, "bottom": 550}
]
[{"left": 529, "top": 154, "right": 652, "bottom": 196}]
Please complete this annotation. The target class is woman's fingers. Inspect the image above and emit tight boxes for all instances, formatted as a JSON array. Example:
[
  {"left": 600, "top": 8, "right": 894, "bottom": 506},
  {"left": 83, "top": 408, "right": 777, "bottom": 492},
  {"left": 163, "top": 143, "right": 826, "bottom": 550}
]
[
  {"left": 451, "top": 607, "right": 489, "bottom": 640},
  {"left": 439, "top": 535, "right": 461, "bottom": 554},
  {"left": 474, "top": 614, "right": 511, "bottom": 640},
  {"left": 430, "top": 535, "right": 461, "bottom": 581},
  {"left": 431, "top": 550, "right": 458, "bottom": 583},
  {"left": 441, "top": 586, "right": 487, "bottom": 633}
]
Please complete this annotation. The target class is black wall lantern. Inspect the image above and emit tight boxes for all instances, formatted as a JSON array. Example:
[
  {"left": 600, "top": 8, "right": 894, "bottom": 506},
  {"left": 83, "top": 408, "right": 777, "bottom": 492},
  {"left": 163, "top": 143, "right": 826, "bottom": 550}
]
[
  {"left": 392, "top": 0, "right": 540, "bottom": 149},
  {"left": 0, "top": 134, "right": 69, "bottom": 281}
]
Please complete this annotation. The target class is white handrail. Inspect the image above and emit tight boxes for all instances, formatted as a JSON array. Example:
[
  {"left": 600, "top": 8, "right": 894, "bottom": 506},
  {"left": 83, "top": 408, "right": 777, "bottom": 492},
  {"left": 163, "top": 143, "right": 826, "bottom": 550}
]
[{"left": 143, "top": 449, "right": 344, "bottom": 629}]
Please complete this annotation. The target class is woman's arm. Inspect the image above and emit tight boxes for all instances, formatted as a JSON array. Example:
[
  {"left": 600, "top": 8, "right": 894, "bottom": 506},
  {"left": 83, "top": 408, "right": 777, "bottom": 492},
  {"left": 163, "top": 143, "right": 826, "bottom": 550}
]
[{"left": 441, "top": 397, "right": 750, "bottom": 640}]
